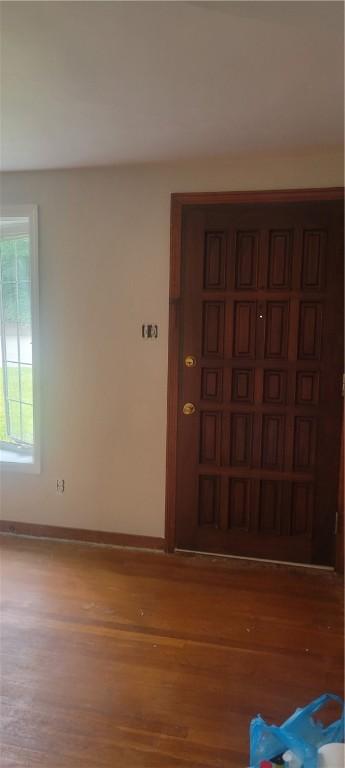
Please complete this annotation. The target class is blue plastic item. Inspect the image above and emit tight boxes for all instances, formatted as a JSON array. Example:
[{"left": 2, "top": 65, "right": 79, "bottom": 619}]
[{"left": 249, "top": 693, "right": 345, "bottom": 768}]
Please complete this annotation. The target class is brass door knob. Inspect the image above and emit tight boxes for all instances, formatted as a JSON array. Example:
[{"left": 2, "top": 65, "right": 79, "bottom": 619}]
[
  {"left": 183, "top": 402, "right": 196, "bottom": 415},
  {"left": 185, "top": 355, "right": 197, "bottom": 368}
]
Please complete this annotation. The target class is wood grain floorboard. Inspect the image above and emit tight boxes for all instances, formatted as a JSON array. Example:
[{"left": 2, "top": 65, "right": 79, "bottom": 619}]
[{"left": 0, "top": 536, "right": 343, "bottom": 767}]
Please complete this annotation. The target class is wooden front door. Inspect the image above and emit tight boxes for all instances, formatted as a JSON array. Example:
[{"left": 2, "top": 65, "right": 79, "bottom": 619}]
[{"left": 173, "top": 196, "right": 344, "bottom": 565}]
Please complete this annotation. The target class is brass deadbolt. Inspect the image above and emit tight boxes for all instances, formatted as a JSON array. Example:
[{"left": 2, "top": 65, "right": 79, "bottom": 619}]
[{"left": 183, "top": 402, "right": 196, "bottom": 416}]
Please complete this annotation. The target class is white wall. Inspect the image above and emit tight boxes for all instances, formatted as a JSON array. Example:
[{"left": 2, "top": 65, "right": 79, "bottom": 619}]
[{"left": 0, "top": 148, "right": 343, "bottom": 537}]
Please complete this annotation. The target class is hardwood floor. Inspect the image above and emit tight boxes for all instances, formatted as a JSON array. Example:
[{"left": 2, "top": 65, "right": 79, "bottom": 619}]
[{"left": 0, "top": 536, "right": 343, "bottom": 768}]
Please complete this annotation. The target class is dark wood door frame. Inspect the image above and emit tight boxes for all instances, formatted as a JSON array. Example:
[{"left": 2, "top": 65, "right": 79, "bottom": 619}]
[
  {"left": 336, "top": 407, "right": 344, "bottom": 574},
  {"left": 165, "top": 187, "right": 344, "bottom": 568}
]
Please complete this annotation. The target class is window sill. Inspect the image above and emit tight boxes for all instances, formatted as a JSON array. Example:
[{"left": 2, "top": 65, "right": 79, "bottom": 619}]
[{"left": 0, "top": 446, "right": 40, "bottom": 473}]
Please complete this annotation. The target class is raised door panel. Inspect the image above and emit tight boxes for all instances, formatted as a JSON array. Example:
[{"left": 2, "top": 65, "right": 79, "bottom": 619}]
[
  {"left": 261, "top": 414, "right": 285, "bottom": 470},
  {"left": 268, "top": 230, "right": 292, "bottom": 289},
  {"left": 228, "top": 478, "right": 250, "bottom": 531},
  {"left": 235, "top": 231, "right": 259, "bottom": 289},
  {"left": 290, "top": 483, "right": 313, "bottom": 535},
  {"left": 263, "top": 370, "right": 287, "bottom": 405},
  {"left": 293, "top": 417, "right": 317, "bottom": 471},
  {"left": 301, "top": 230, "right": 326, "bottom": 291},
  {"left": 201, "top": 368, "right": 223, "bottom": 401},
  {"left": 200, "top": 412, "right": 221, "bottom": 465},
  {"left": 202, "top": 302, "right": 225, "bottom": 357},
  {"left": 298, "top": 302, "right": 323, "bottom": 360},
  {"left": 233, "top": 302, "right": 256, "bottom": 358},
  {"left": 198, "top": 476, "right": 220, "bottom": 527},
  {"left": 232, "top": 369, "right": 255, "bottom": 403},
  {"left": 230, "top": 413, "right": 253, "bottom": 467},
  {"left": 259, "top": 480, "right": 281, "bottom": 534},
  {"left": 295, "top": 371, "right": 319, "bottom": 406},
  {"left": 203, "top": 232, "right": 227, "bottom": 290},
  {"left": 265, "top": 302, "right": 289, "bottom": 359}
]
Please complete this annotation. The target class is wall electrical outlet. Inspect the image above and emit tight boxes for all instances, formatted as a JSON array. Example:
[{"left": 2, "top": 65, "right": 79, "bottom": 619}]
[{"left": 56, "top": 479, "right": 65, "bottom": 494}]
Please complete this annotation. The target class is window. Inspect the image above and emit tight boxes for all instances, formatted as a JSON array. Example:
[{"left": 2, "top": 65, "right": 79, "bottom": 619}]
[{"left": 0, "top": 205, "right": 40, "bottom": 471}]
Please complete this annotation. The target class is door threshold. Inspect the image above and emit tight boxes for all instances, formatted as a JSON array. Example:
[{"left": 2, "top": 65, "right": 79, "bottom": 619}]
[{"left": 174, "top": 548, "right": 334, "bottom": 571}]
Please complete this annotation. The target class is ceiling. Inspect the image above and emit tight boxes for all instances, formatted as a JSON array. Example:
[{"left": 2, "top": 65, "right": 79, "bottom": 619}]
[{"left": 1, "top": 1, "right": 344, "bottom": 171}]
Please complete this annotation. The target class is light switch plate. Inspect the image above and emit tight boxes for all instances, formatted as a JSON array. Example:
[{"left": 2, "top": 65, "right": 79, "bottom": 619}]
[{"left": 142, "top": 324, "right": 158, "bottom": 339}]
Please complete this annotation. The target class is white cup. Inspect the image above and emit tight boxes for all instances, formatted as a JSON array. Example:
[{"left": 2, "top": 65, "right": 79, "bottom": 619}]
[{"left": 318, "top": 743, "right": 344, "bottom": 767}]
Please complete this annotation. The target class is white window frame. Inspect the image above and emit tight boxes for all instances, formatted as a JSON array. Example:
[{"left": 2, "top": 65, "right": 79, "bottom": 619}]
[{"left": 0, "top": 204, "right": 40, "bottom": 473}]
